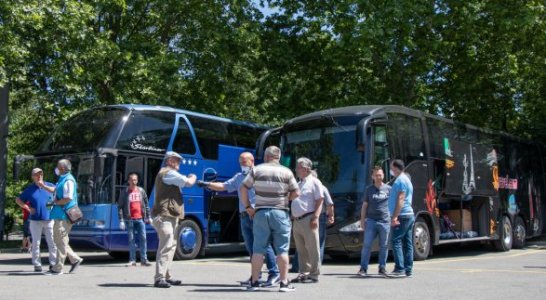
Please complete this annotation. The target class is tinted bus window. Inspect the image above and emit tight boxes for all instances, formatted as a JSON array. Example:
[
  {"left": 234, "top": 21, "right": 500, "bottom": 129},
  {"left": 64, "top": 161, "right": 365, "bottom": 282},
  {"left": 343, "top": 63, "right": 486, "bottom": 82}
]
[
  {"left": 388, "top": 114, "right": 425, "bottom": 162},
  {"left": 187, "top": 116, "right": 233, "bottom": 160},
  {"left": 117, "top": 111, "right": 175, "bottom": 154},
  {"left": 229, "top": 124, "right": 262, "bottom": 149},
  {"left": 426, "top": 117, "right": 457, "bottom": 159},
  {"left": 172, "top": 117, "right": 197, "bottom": 155},
  {"left": 40, "top": 107, "right": 125, "bottom": 153}
]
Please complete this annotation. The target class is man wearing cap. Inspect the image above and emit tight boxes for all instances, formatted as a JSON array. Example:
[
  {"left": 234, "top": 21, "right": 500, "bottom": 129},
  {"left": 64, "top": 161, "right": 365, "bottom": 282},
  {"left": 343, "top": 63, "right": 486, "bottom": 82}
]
[
  {"left": 15, "top": 168, "right": 57, "bottom": 272},
  {"left": 151, "top": 151, "right": 196, "bottom": 288}
]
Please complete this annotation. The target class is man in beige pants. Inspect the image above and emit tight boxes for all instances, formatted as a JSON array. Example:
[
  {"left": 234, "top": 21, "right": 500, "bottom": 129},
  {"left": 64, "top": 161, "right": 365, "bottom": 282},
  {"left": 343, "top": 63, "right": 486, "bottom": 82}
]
[
  {"left": 290, "top": 157, "right": 324, "bottom": 283},
  {"left": 39, "top": 159, "right": 83, "bottom": 275},
  {"left": 151, "top": 151, "right": 196, "bottom": 288}
]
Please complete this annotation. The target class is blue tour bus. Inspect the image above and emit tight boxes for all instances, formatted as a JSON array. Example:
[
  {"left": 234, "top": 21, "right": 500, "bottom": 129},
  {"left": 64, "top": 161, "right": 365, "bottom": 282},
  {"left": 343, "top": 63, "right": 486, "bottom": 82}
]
[{"left": 15, "top": 104, "right": 267, "bottom": 259}]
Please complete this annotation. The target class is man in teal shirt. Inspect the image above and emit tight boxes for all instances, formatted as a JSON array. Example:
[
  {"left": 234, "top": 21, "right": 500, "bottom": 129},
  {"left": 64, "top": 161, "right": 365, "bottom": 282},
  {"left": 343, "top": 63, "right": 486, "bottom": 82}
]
[
  {"left": 39, "top": 159, "right": 83, "bottom": 275},
  {"left": 388, "top": 159, "right": 414, "bottom": 278}
]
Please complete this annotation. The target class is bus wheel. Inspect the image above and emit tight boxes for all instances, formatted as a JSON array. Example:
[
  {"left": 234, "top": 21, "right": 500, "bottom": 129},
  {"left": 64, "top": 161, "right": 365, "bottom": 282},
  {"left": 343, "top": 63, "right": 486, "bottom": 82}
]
[
  {"left": 493, "top": 216, "right": 513, "bottom": 251},
  {"left": 512, "top": 217, "right": 526, "bottom": 249},
  {"left": 175, "top": 219, "right": 203, "bottom": 260},
  {"left": 108, "top": 251, "right": 128, "bottom": 260},
  {"left": 413, "top": 217, "right": 431, "bottom": 261}
]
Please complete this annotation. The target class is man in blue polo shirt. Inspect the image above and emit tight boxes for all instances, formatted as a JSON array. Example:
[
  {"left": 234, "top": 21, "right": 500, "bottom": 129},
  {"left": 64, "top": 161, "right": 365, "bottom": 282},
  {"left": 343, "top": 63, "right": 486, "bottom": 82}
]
[
  {"left": 15, "top": 168, "right": 57, "bottom": 272},
  {"left": 198, "top": 152, "right": 280, "bottom": 287},
  {"left": 388, "top": 159, "right": 415, "bottom": 278}
]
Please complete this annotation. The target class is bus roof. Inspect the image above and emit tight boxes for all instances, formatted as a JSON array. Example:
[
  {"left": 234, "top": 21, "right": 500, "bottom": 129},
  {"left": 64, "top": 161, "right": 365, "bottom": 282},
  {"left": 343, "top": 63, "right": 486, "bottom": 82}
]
[
  {"left": 284, "top": 105, "right": 535, "bottom": 144},
  {"left": 109, "top": 104, "right": 267, "bottom": 129}
]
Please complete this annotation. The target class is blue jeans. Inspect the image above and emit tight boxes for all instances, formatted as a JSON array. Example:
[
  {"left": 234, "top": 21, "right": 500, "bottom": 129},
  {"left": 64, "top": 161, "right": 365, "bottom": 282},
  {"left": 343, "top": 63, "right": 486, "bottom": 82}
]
[
  {"left": 253, "top": 208, "right": 291, "bottom": 255},
  {"left": 241, "top": 213, "right": 279, "bottom": 276},
  {"left": 291, "top": 213, "right": 327, "bottom": 272},
  {"left": 391, "top": 215, "right": 415, "bottom": 274},
  {"left": 360, "top": 219, "right": 390, "bottom": 270},
  {"left": 127, "top": 219, "right": 147, "bottom": 262}
]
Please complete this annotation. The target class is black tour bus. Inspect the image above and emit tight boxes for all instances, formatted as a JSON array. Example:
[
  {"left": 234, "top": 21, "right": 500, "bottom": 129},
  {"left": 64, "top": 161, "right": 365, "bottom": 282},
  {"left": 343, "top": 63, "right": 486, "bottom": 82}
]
[{"left": 257, "top": 105, "right": 545, "bottom": 260}]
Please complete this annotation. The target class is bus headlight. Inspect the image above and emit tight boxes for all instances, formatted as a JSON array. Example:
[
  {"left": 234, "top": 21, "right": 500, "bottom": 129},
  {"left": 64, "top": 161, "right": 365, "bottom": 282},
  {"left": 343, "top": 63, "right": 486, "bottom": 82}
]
[{"left": 339, "top": 220, "right": 364, "bottom": 233}]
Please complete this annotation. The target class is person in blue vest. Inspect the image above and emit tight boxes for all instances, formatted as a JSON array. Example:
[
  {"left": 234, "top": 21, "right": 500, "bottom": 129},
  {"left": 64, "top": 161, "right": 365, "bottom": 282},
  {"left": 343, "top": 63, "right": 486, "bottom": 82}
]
[{"left": 38, "top": 159, "right": 83, "bottom": 275}]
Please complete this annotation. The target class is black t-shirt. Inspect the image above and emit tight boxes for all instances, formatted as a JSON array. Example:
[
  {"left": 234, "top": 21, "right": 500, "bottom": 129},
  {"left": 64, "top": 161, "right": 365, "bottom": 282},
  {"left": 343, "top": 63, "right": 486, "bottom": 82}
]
[{"left": 364, "top": 183, "right": 391, "bottom": 223}]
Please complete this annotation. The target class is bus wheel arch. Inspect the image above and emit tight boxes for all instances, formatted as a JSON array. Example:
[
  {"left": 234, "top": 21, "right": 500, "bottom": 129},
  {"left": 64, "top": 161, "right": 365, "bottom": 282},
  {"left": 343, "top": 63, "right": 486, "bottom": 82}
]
[
  {"left": 512, "top": 216, "right": 526, "bottom": 249},
  {"left": 493, "top": 215, "right": 513, "bottom": 251},
  {"left": 413, "top": 215, "right": 432, "bottom": 261},
  {"left": 175, "top": 218, "right": 203, "bottom": 260}
]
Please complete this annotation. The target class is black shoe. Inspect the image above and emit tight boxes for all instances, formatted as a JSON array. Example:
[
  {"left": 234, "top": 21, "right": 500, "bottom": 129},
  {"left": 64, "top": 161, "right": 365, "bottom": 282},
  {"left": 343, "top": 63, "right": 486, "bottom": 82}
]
[
  {"left": 166, "top": 279, "right": 182, "bottom": 286},
  {"left": 388, "top": 269, "right": 406, "bottom": 278},
  {"left": 154, "top": 280, "right": 171, "bottom": 288},
  {"left": 262, "top": 274, "right": 280, "bottom": 287},
  {"left": 379, "top": 267, "right": 387, "bottom": 277},
  {"left": 357, "top": 268, "right": 368, "bottom": 277},
  {"left": 302, "top": 276, "right": 318, "bottom": 283},
  {"left": 34, "top": 266, "right": 43, "bottom": 272},
  {"left": 141, "top": 260, "right": 152, "bottom": 267},
  {"left": 240, "top": 276, "right": 252, "bottom": 286},
  {"left": 290, "top": 273, "right": 308, "bottom": 283},
  {"left": 45, "top": 270, "right": 63, "bottom": 276},
  {"left": 279, "top": 281, "right": 296, "bottom": 292},
  {"left": 69, "top": 259, "right": 83, "bottom": 274},
  {"left": 246, "top": 281, "right": 260, "bottom": 291}
]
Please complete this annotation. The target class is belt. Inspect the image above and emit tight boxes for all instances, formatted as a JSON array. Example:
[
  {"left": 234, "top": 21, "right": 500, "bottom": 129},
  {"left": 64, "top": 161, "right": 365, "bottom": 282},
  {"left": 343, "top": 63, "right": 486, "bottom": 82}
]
[{"left": 293, "top": 212, "right": 315, "bottom": 221}]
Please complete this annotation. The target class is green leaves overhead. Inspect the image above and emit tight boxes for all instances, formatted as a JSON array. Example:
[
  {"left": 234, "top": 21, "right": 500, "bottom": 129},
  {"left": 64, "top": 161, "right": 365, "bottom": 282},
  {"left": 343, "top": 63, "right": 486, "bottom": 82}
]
[{"left": 0, "top": 0, "right": 544, "bottom": 157}]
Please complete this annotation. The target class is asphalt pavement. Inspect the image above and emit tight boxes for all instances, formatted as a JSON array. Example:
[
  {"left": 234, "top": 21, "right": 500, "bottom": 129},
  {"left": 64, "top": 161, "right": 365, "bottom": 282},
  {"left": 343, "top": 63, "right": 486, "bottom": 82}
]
[{"left": 1, "top": 240, "right": 546, "bottom": 300}]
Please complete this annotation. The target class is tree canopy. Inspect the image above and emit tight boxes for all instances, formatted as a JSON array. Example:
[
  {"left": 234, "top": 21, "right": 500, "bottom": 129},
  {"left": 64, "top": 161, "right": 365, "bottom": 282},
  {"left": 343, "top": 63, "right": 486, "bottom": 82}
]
[{"left": 1, "top": 0, "right": 545, "bottom": 162}]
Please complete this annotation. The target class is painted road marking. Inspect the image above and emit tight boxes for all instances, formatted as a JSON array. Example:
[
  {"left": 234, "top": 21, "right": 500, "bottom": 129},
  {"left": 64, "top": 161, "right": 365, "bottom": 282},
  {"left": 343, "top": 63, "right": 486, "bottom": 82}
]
[{"left": 418, "top": 249, "right": 544, "bottom": 265}]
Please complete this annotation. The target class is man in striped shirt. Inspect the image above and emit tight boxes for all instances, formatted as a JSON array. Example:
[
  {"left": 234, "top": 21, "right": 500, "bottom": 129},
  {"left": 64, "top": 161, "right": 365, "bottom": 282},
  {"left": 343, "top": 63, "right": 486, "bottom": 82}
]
[{"left": 240, "top": 146, "right": 300, "bottom": 292}]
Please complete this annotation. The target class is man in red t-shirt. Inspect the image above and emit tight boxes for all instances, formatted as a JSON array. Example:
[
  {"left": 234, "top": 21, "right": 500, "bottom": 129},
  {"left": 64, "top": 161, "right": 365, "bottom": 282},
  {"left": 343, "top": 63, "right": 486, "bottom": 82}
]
[{"left": 118, "top": 173, "right": 152, "bottom": 266}]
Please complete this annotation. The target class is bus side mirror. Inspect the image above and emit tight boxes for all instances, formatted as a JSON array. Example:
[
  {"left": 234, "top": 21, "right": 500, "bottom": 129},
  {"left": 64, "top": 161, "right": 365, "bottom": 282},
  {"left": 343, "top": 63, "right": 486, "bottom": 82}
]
[
  {"left": 203, "top": 168, "right": 217, "bottom": 182},
  {"left": 356, "top": 118, "right": 371, "bottom": 152}
]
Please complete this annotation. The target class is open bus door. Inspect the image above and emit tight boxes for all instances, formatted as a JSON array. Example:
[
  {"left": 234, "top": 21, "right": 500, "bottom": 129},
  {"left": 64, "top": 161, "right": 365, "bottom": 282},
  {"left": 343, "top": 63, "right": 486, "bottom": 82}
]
[{"left": 255, "top": 127, "right": 281, "bottom": 162}]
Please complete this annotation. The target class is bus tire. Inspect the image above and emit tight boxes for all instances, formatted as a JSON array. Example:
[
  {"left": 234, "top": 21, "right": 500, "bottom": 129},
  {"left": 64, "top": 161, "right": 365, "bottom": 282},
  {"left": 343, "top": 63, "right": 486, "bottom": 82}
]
[
  {"left": 413, "top": 217, "right": 431, "bottom": 261},
  {"left": 512, "top": 216, "right": 526, "bottom": 249},
  {"left": 175, "top": 219, "right": 202, "bottom": 260},
  {"left": 493, "top": 216, "right": 513, "bottom": 251},
  {"left": 108, "top": 251, "right": 128, "bottom": 260}
]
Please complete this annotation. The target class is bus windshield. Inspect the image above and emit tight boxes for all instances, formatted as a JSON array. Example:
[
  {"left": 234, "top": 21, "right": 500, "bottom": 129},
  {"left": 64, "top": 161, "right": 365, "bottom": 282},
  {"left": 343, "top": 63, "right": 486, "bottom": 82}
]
[
  {"left": 281, "top": 117, "right": 365, "bottom": 197},
  {"left": 39, "top": 107, "right": 127, "bottom": 153}
]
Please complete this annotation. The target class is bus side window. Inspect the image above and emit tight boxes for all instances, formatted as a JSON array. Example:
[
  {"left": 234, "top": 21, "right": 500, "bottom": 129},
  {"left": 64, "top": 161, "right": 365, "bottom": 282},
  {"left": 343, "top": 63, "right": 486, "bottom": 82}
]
[{"left": 187, "top": 116, "right": 233, "bottom": 160}]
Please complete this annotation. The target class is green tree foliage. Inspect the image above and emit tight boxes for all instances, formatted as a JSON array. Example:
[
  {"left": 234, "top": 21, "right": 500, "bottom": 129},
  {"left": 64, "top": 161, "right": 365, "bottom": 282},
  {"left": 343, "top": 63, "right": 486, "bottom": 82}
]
[{"left": 0, "top": 0, "right": 544, "bottom": 156}]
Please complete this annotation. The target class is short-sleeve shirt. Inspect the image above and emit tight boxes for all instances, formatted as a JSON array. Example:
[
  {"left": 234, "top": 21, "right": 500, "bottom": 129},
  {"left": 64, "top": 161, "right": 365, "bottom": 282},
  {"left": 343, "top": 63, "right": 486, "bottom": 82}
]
[
  {"left": 19, "top": 182, "right": 54, "bottom": 221},
  {"left": 223, "top": 172, "right": 256, "bottom": 212},
  {"left": 320, "top": 184, "right": 333, "bottom": 214},
  {"left": 242, "top": 161, "right": 299, "bottom": 210},
  {"left": 388, "top": 173, "right": 414, "bottom": 216},
  {"left": 291, "top": 176, "right": 323, "bottom": 218},
  {"left": 364, "top": 183, "right": 391, "bottom": 223}
]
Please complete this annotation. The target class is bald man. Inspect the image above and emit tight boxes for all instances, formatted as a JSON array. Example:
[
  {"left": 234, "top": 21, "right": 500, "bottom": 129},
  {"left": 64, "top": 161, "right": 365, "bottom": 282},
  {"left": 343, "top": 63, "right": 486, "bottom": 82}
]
[{"left": 198, "top": 152, "right": 280, "bottom": 287}]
